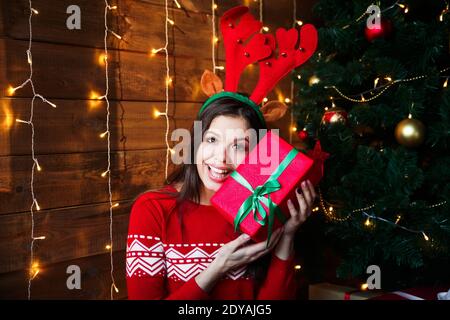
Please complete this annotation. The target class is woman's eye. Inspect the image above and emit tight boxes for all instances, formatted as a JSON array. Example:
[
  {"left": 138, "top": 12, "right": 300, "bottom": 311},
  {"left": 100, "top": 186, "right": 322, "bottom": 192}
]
[
  {"left": 206, "top": 136, "right": 216, "bottom": 143},
  {"left": 232, "top": 143, "right": 246, "bottom": 151}
]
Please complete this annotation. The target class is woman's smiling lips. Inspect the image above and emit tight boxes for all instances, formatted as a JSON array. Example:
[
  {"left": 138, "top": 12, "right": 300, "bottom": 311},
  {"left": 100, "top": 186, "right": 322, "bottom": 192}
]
[{"left": 205, "top": 163, "right": 233, "bottom": 183}]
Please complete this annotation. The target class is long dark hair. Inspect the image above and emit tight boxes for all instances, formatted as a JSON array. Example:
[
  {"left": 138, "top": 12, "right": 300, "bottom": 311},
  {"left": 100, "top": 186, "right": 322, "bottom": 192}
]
[{"left": 140, "top": 95, "right": 270, "bottom": 282}]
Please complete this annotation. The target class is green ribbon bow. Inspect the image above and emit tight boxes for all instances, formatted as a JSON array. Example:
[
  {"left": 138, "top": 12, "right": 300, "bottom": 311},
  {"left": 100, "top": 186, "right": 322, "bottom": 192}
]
[{"left": 230, "top": 148, "right": 299, "bottom": 247}]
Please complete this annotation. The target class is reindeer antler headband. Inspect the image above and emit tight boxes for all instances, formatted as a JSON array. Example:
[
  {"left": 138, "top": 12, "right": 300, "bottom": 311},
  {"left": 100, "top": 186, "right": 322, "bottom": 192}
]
[{"left": 199, "top": 6, "right": 318, "bottom": 125}]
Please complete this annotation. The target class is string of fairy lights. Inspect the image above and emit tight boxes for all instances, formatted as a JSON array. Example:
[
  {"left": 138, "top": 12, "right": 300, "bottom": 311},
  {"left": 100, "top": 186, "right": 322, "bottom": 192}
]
[
  {"left": 259, "top": 0, "right": 263, "bottom": 23},
  {"left": 344, "top": 0, "right": 450, "bottom": 28},
  {"left": 325, "top": 67, "right": 450, "bottom": 104},
  {"left": 324, "top": 1, "right": 450, "bottom": 104},
  {"left": 342, "top": 1, "right": 411, "bottom": 30},
  {"left": 7, "top": 0, "right": 57, "bottom": 300},
  {"left": 211, "top": 0, "right": 217, "bottom": 73},
  {"left": 210, "top": 1, "right": 224, "bottom": 73},
  {"left": 312, "top": 2, "right": 450, "bottom": 244},
  {"left": 150, "top": 0, "right": 173, "bottom": 182},
  {"left": 101, "top": 0, "right": 120, "bottom": 300},
  {"left": 289, "top": 0, "right": 297, "bottom": 144},
  {"left": 318, "top": 188, "right": 447, "bottom": 242}
]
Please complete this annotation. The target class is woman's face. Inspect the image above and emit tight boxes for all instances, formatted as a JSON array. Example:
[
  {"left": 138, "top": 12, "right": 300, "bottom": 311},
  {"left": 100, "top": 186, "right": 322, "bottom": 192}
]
[{"left": 196, "top": 115, "right": 251, "bottom": 192}]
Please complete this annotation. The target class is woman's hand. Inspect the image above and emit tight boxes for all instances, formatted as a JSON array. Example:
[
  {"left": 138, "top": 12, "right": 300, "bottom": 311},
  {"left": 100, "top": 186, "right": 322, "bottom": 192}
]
[
  {"left": 273, "top": 179, "right": 317, "bottom": 260},
  {"left": 284, "top": 179, "right": 317, "bottom": 237},
  {"left": 213, "top": 227, "right": 284, "bottom": 274},
  {"left": 195, "top": 228, "right": 283, "bottom": 292}
]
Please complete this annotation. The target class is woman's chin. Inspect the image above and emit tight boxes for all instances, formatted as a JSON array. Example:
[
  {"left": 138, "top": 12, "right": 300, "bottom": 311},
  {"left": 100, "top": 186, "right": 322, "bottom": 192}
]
[{"left": 203, "top": 180, "right": 222, "bottom": 192}]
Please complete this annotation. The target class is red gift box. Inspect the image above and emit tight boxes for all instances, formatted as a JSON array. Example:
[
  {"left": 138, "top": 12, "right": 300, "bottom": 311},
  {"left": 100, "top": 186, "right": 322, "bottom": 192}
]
[{"left": 211, "top": 130, "right": 325, "bottom": 242}]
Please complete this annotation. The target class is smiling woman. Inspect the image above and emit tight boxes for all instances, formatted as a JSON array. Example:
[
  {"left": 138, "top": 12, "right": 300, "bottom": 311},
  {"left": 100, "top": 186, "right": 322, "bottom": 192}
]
[
  {"left": 126, "top": 92, "right": 317, "bottom": 300},
  {"left": 125, "top": 5, "right": 318, "bottom": 300},
  {"left": 125, "top": 96, "right": 292, "bottom": 300}
]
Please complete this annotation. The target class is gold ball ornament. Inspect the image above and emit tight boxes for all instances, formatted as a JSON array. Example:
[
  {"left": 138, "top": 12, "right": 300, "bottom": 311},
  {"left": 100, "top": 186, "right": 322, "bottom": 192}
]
[{"left": 395, "top": 116, "right": 426, "bottom": 148}]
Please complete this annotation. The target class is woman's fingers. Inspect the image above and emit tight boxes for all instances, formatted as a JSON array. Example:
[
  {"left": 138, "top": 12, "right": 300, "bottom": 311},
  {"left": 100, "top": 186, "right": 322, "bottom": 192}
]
[
  {"left": 300, "top": 181, "right": 313, "bottom": 208},
  {"left": 296, "top": 186, "right": 309, "bottom": 214},
  {"left": 287, "top": 199, "right": 297, "bottom": 218},
  {"left": 246, "top": 232, "right": 282, "bottom": 262},
  {"left": 235, "top": 228, "right": 283, "bottom": 257},
  {"left": 307, "top": 180, "right": 317, "bottom": 200},
  {"left": 226, "top": 233, "right": 251, "bottom": 252}
]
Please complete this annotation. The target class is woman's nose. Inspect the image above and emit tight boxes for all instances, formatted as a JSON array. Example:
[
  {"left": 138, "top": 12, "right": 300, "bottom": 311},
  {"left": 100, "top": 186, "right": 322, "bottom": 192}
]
[{"left": 214, "top": 144, "right": 228, "bottom": 163}]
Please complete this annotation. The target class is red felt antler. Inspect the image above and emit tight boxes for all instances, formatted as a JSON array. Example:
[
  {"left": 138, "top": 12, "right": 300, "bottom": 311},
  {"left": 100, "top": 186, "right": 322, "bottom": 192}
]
[
  {"left": 220, "top": 6, "right": 272, "bottom": 92},
  {"left": 250, "top": 25, "right": 318, "bottom": 104}
]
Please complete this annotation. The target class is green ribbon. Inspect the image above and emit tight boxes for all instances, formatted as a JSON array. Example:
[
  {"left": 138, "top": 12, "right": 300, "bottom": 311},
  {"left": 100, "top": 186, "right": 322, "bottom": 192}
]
[{"left": 230, "top": 148, "right": 299, "bottom": 246}]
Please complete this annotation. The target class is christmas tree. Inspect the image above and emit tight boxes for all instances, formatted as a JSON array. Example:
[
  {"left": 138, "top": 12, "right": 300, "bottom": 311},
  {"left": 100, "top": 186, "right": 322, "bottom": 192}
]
[{"left": 294, "top": 0, "right": 450, "bottom": 289}]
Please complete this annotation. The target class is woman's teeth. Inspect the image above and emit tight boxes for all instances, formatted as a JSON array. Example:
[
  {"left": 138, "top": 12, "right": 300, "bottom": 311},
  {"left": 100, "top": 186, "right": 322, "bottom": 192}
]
[{"left": 208, "top": 165, "right": 230, "bottom": 179}]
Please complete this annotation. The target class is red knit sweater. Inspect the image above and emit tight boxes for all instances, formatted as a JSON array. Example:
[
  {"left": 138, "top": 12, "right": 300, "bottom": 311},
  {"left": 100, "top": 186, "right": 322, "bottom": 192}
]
[{"left": 126, "top": 184, "right": 297, "bottom": 300}]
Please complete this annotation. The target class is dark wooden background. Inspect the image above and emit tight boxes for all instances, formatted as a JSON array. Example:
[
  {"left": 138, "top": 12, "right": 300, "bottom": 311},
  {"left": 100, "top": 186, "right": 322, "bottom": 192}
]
[{"left": 0, "top": 0, "right": 315, "bottom": 299}]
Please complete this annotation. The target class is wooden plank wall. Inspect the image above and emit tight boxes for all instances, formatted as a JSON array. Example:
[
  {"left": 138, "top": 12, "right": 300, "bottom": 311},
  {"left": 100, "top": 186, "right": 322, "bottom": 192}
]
[{"left": 0, "top": 0, "right": 315, "bottom": 299}]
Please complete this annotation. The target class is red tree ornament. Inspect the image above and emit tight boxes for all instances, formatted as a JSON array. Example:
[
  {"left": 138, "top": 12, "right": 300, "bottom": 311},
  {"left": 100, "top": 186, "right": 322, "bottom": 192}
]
[
  {"left": 364, "top": 18, "right": 393, "bottom": 42},
  {"left": 321, "top": 107, "right": 348, "bottom": 125},
  {"left": 297, "top": 129, "right": 309, "bottom": 141}
]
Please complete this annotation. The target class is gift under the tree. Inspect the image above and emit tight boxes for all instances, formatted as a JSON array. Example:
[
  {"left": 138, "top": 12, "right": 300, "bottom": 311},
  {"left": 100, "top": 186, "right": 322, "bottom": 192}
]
[
  {"left": 211, "top": 130, "right": 326, "bottom": 243},
  {"left": 309, "top": 282, "right": 384, "bottom": 300},
  {"left": 369, "top": 286, "right": 450, "bottom": 300}
]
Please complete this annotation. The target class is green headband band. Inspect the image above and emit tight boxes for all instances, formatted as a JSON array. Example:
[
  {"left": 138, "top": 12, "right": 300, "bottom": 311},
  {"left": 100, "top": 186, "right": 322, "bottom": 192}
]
[{"left": 197, "top": 91, "right": 266, "bottom": 126}]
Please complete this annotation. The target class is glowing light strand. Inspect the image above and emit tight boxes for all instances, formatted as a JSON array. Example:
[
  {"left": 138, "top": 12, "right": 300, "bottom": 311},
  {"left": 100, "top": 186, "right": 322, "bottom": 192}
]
[
  {"left": 325, "top": 67, "right": 450, "bottom": 103},
  {"left": 289, "top": 0, "right": 296, "bottom": 144},
  {"left": 259, "top": 0, "right": 263, "bottom": 23},
  {"left": 10, "top": 0, "right": 57, "bottom": 300},
  {"left": 319, "top": 189, "right": 445, "bottom": 242},
  {"left": 163, "top": 0, "right": 171, "bottom": 181},
  {"left": 361, "top": 212, "right": 430, "bottom": 241},
  {"left": 342, "top": 1, "right": 409, "bottom": 29},
  {"left": 103, "top": 0, "right": 119, "bottom": 300},
  {"left": 211, "top": 0, "right": 217, "bottom": 73}
]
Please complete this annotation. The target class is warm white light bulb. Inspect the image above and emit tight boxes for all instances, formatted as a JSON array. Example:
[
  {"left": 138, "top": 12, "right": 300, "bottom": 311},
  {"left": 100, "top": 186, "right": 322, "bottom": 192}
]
[{"left": 374, "top": 77, "right": 380, "bottom": 88}]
